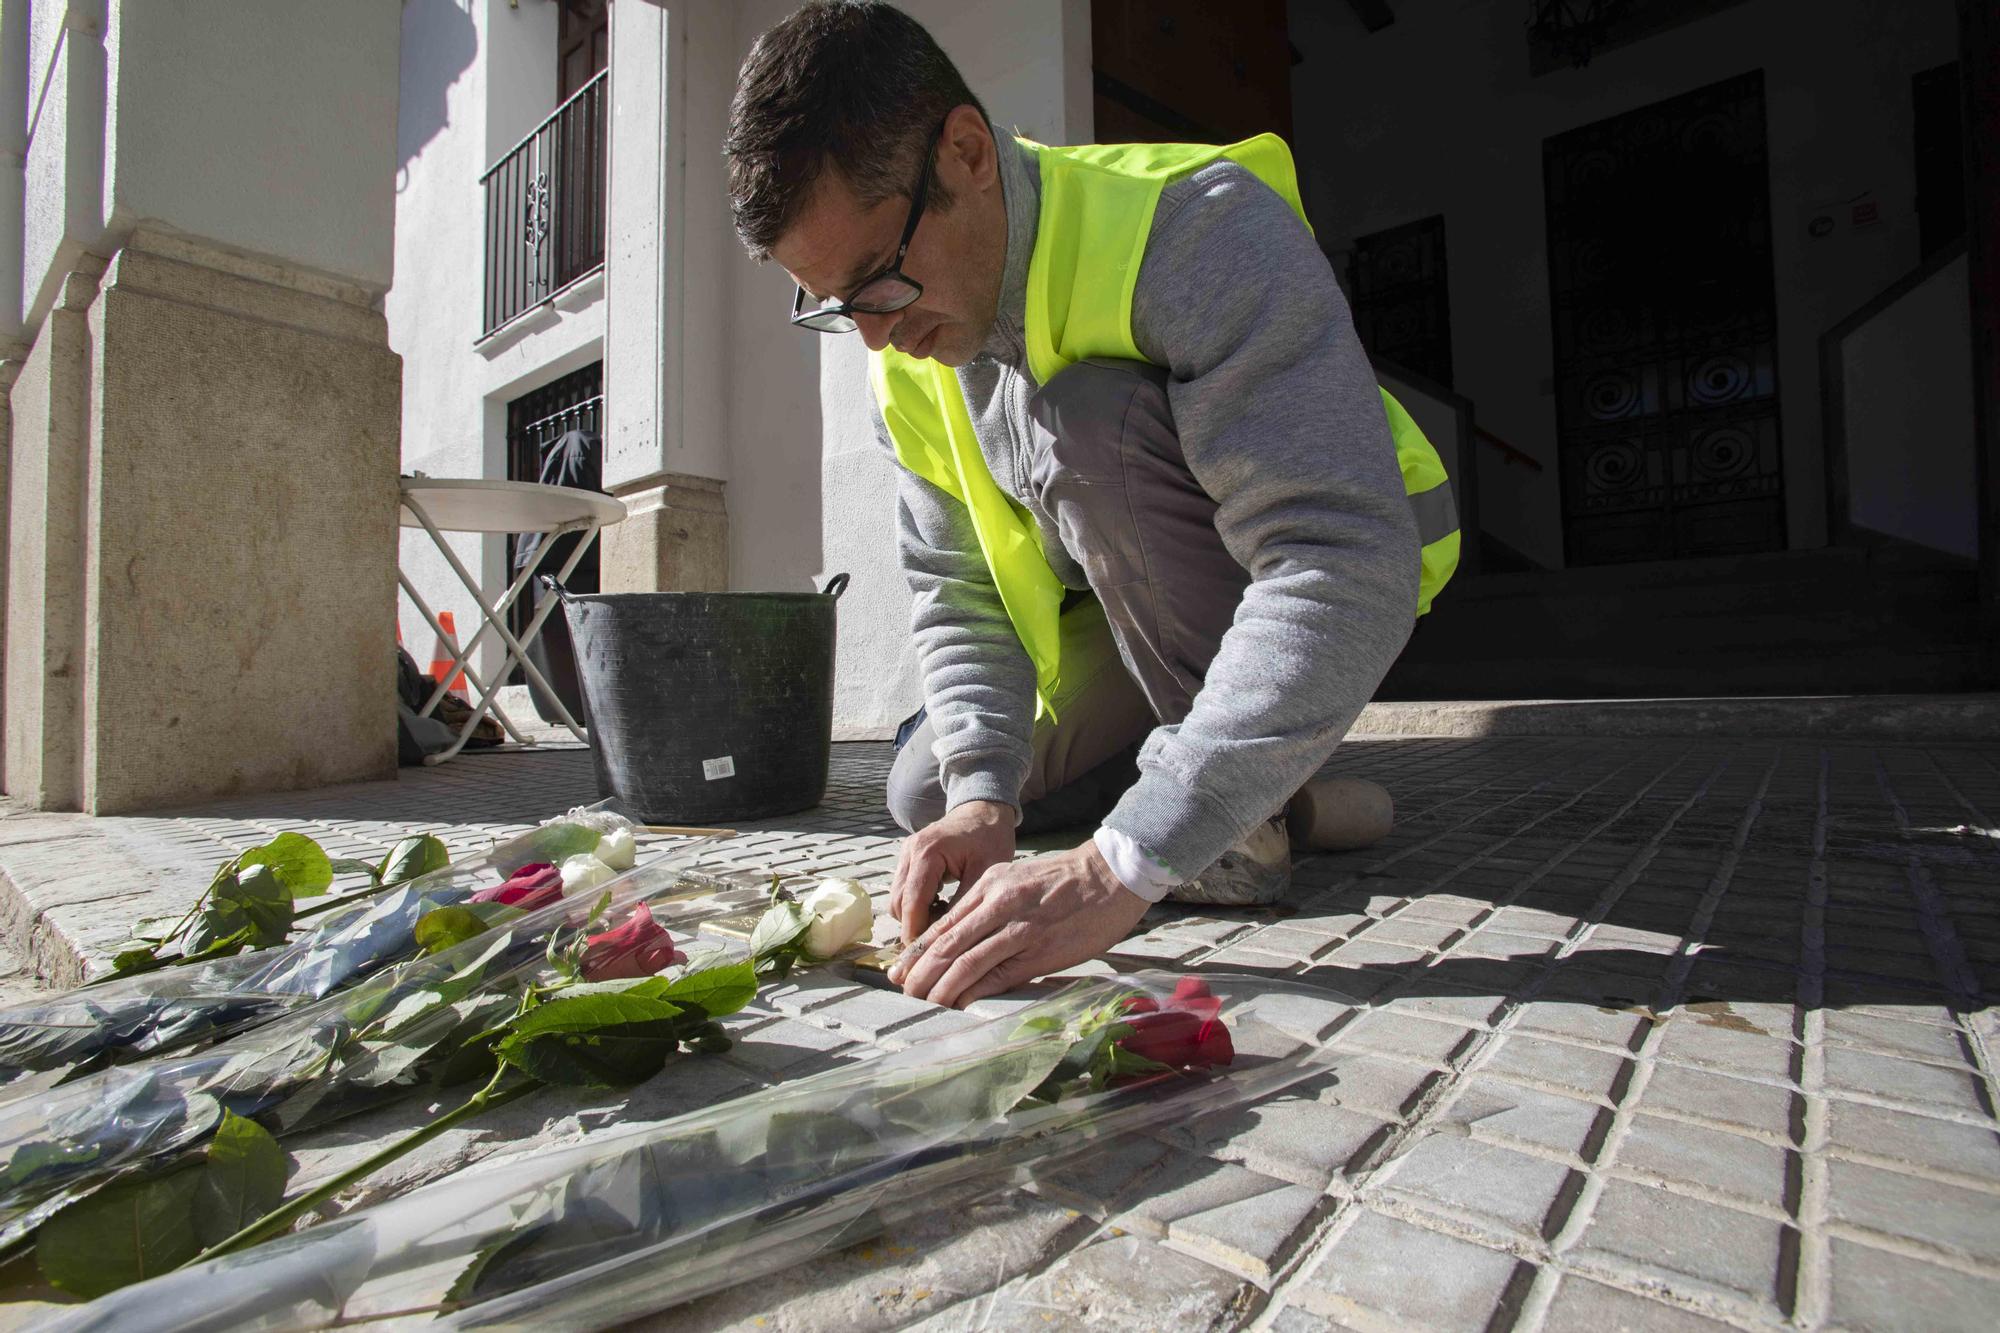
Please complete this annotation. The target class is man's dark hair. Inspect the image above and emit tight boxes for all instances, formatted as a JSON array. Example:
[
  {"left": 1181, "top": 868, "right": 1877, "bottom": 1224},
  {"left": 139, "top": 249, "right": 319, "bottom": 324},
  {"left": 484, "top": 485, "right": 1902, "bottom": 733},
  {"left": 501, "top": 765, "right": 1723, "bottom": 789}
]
[{"left": 726, "top": 2, "right": 987, "bottom": 261}]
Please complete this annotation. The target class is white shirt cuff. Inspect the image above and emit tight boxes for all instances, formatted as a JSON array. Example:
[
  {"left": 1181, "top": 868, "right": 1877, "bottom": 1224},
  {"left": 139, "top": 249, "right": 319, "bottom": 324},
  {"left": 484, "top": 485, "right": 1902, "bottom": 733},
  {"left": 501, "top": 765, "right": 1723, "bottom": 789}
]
[{"left": 1093, "top": 826, "right": 1183, "bottom": 903}]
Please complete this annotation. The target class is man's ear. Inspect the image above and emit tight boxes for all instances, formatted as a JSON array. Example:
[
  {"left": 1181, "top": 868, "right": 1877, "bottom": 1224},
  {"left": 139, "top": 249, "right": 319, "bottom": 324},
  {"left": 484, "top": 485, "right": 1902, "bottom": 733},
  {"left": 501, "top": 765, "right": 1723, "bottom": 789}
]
[{"left": 939, "top": 103, "right": 997, "bottom": 195}]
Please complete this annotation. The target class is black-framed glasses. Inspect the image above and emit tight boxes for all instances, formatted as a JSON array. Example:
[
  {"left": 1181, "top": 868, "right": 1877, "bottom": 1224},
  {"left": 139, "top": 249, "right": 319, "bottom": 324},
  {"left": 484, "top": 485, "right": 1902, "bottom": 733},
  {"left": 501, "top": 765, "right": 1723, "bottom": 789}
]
[{"left": 788, "top": 129, "right": 939, "bottom": 333}]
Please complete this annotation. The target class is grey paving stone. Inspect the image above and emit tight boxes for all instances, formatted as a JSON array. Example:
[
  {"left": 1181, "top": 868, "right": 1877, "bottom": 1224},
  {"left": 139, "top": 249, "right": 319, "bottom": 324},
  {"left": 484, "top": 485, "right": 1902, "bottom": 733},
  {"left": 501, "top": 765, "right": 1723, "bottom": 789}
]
[
  {"left": 1377, "top": 1133, "right": 1581, "bottom": 1242},
  {"left": 1182, "top": 1089, "right": 1393, "bottom": 1188},
  {"left": 1638, "top": 1062, "right": 1797, "bottom": 1139},
  {"left": 1512, "top": 998, "right": 1654, "bottom": 1051},
  {"left": 1116, "top": 1156, "right": 1321, "bottom": 1282},
  {"left": 1568, "top": 1178, "right": 1794, "bottom": 1310},
  {"left": 1379, "top": 987, "right": 1510, "bottom": 1029},
  {"left": 1318, "top": 1051, "right": 1445, "bottom": 1122},
  {"left": 1449, "top": 1075, "right": 1613, "bottom": 1161},
  {"left": 1612, "top": 1114, "right": 1794, "bottom": 1210},
  {"left": 1825, "top": 1236, "right": 2000, "bottom": 1333},
  {"left": 1825, "top": 1159, "right": 2000, "bottom": 1263},
  {"left": 954, "top": 1231, "right": 1250, "bottom": 1330},
  {"left": 1233, "top": 925, "right": 1341, "bottom": 964},
  {"left": 1294, "top": 1208, "right": 1530, "bottom": 1329},
  {"left": 1823, "top": 1009, "right": 1974, "bottom": 1065},
  {"left": 1334, "top": 1010, "right": 1480, "bottom": 1068},
  {"left": 1823, "top": 1045, "right": 1991, "bottom": 1117},
  {"left": 803, "top": 986, "right": 937, "bottom": 1039},
  {"left": 1542, "top": 1274, "right": 1739, "bottom": 1332},
  {"left": 1483, "top": 1034, "right": 1633, "bottom": 1102},
  {"left": 1653, "top": 1015, "right": 1801, "bottom": 1084},
  {"left": 721, "top": 1014, "right": 859, "bottom": 1077},
  {"left": 1825, "top": 1098, "right": 2000, "bottom": 1182}
]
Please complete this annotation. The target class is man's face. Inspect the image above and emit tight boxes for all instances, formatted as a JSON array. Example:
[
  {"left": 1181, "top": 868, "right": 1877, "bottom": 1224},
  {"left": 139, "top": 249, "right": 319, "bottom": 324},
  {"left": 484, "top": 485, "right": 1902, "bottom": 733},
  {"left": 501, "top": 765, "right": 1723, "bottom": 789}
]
[{"left": 772, "top": 109, "right": 1006, "bottom": 367}]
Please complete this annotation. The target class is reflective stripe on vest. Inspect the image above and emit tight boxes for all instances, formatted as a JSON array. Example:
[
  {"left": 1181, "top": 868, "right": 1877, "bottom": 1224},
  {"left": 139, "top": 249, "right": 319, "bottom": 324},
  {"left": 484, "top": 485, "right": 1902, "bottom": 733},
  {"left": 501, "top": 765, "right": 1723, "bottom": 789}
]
[{"left": 875, "top": 133, "right": 1460, "bottom": 716}]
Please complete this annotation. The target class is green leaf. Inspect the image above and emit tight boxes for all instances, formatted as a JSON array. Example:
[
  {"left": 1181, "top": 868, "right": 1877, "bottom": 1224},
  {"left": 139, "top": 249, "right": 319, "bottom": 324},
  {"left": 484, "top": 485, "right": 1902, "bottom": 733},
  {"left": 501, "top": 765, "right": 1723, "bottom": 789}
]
[
  {"left": 111, "top": 946, "right": 160, "bottom": 974},
  {"left": 188, "top": 866, "right": 294, "bottom": 953},
  {"left": 653, "top": 960, "right": 758, "bottom": 1019},
  {"left": 238, "top": 832, "right": 333, "bottom": 900},
  {"left": 2, "top": 1139, "right": 102, "bottom": 1190},
  {"left": 511, "top": 822, "right": 599, "bottom": 870},
  {"left": 328, "top": 857, "right": 383, "bottom": 884},
  {"left": 748, "top": 901, "right": 811, "bottom": 970},
  {"left": 194, "top": 1112, "right": 287, "bottom": 1246},
  {"left": 494, "top": 991, "right": 694, "bottom": 1087},
  {"left": 35, "top": 1166, "right": 204, "bottom": 1298},
  {"left": 379, "top": 834, "right": 450, "bottom": 887},
  {"left": 413, "top": 904, "right": 511, "bottom": 955}
]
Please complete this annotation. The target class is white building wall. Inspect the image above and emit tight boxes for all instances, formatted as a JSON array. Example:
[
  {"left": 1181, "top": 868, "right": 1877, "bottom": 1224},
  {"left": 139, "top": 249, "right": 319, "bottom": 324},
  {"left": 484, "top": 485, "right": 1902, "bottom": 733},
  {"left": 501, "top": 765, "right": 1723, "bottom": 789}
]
[
  {"left": 390, "top": 0, "right": 604, "bottom": 681},
  {"left": 1288, "top": 0, "right": 1958, "bottom": 568},
  {"left": 392, "top": 0, "right": 1092, "bottom": 731}
]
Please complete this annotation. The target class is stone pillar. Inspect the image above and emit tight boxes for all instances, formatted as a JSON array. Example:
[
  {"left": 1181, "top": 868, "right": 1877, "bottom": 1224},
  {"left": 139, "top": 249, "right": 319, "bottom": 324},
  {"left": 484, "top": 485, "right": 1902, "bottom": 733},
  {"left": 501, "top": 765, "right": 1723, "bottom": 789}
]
[
  {"left": 600, "top": 473, "right": 728, "bottom": 595},
  {"left": 78, "top": 232, "right": 400, "bottom": 812},
  {"left": 601, "top": 0, "right": 731, "bottom": 592},
  {"left": 5, "top": 260, "right": 99, "bottom": 808},
  {"left": 4, "top": 0, "right": 403, "bottom": 812}
]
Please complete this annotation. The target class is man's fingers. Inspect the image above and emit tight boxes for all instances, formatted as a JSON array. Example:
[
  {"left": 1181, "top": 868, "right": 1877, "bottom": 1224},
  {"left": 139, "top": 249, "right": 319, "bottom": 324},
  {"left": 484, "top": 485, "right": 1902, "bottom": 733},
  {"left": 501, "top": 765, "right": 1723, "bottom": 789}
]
[
  {"left": 895, "top": 883, "right": 1003, "bottom": 994},
  {"left": 951, "top": 950, "right": 1044, "bottom": 1010},
  {"left": 894, "top": 845, "right": 947, "bottom": 943},
  {"left": 926, "top": 928, "right": 1029, "bottom": 1009}
]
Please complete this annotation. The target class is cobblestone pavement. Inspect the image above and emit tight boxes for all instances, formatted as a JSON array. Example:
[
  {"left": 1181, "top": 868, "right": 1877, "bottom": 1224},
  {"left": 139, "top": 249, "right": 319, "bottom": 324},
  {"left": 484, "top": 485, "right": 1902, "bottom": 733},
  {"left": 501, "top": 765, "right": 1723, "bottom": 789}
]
[{"left": 2, "top": 735, "right": 1998, "bottom": 1330}]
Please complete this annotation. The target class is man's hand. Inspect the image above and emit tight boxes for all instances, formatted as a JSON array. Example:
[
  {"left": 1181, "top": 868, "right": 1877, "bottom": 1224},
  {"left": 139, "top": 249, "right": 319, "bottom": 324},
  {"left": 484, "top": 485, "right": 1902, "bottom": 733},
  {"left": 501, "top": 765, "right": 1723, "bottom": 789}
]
[
  {"left": 888, "top": 840, "right": 1150, "bottom": 1009},
  {"left": 889, "top": 800, "right": 1017, "bottom": 943}
]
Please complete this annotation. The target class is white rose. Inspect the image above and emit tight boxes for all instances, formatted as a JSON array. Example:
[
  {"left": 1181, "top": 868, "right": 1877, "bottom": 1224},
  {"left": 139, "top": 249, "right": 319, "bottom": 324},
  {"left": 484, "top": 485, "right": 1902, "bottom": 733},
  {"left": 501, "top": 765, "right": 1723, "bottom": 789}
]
[
  {"left": 595, "top": 825, "right": 637, "bottom": 871},
  {"left": 560, "top": 854, "right": 617, "bottom": 895},
  {"left": 800, "top": 879, "right": 874, "bottom": 958}
]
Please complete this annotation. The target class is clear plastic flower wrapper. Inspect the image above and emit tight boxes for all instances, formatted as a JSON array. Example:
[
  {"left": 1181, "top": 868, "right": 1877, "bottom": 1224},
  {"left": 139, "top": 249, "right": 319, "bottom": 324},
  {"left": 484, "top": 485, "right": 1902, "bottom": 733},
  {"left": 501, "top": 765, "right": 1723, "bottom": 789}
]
[
  {"left": 50, "top": 971, "right": 1348, "bottom": 1332},
  {"left": 0, "top": 841, "right": 769, "bottom": 1249},
  {"left": 0, "top": 804, "right": 658, "bottom": 1095}
]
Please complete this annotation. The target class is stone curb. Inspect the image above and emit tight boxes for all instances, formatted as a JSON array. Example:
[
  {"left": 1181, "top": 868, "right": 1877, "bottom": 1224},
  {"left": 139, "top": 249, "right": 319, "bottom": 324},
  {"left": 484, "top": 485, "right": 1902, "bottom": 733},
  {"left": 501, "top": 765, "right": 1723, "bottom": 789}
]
[{"left": 1350, "top": 693, "right": 2000, "bottom": 741}]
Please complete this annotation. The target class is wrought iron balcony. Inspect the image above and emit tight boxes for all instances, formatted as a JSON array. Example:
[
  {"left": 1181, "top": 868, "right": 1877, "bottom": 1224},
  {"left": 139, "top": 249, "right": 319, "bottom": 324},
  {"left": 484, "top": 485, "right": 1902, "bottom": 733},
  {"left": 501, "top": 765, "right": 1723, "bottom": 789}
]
[{"left": 481, "top": 70, "right": 607, "bottom": 337}]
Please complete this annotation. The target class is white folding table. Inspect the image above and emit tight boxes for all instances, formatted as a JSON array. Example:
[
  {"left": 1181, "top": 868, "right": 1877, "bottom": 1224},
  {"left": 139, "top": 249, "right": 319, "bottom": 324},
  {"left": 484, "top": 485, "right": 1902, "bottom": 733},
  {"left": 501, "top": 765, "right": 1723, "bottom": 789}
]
[{"left": 398, "top": 477, "right": 626, "bottom": 764}]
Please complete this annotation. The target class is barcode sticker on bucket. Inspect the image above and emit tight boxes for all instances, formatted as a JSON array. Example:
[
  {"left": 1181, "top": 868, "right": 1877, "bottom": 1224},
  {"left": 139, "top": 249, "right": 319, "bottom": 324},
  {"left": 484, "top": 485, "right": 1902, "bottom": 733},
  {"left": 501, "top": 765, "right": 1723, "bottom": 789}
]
[{"left": 702, "top": 755, "right": 736, "bottom": 781}]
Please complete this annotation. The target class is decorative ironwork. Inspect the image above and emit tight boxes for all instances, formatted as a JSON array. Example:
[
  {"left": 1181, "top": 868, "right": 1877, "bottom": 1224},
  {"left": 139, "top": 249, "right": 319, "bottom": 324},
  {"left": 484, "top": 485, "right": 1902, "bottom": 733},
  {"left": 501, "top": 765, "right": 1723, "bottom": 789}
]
[
  {"left": 1543, "top": 70, "right": 1785, "bottom": 565},
  {"left": 504, "top": 362, "right": 604, "bottom": 658},
  {"left": 1527, "top": 0, "right": 1630, "bottom": 69},
  {"left": 1348, "top": 215, "right": 1453, "bottom": 389},
  {"left": 481, "top": 70, "right": 607, "bottom": 337}
]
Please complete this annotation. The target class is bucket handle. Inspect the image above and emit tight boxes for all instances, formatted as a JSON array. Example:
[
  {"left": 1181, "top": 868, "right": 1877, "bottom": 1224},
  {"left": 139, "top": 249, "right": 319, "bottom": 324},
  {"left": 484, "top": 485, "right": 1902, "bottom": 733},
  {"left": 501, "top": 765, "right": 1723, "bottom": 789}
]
[{"left": 818, "top": 572, "right": 851, "bottom": 600}]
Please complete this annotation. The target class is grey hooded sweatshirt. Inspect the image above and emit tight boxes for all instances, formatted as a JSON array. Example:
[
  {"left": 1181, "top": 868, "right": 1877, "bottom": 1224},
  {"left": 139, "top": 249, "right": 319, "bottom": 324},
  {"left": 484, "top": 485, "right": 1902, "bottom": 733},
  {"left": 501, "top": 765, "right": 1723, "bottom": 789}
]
[{"left": 873, "top": 129, "right": 1420, "bottom": 879}]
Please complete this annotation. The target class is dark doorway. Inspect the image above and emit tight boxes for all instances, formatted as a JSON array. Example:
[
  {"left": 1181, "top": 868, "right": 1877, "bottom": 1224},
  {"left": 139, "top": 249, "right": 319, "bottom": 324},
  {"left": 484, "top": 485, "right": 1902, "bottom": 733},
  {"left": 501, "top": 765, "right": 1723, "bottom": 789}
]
[
  {"left": 1091, "top": 0, "right": 1291, "bottom": 144},
  {"left": 1543, "top": 70, "right": 1785, "bottom": 567},
  {"left": 1912, "top": 62, "right": 1965, "bottom": 259},
  {"left": 1349, "top": 215, "right": 1453, "bottom": 389},
  {"left": 558, "top": 0, "right": 609, "bottom": 101},
  {"left": 505, "top": 361, "right": 604, "bottom": 677}
]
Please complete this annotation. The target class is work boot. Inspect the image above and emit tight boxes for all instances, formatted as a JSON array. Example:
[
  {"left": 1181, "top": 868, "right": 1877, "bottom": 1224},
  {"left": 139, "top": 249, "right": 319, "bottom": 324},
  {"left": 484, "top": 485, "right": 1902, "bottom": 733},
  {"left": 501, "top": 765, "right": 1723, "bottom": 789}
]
[
  {"left": 1169, "top": 816, "right": 1291, "bottom": 906},
  {"left": 1287, "top": 776, "right": 1394, "bottom": 851}
]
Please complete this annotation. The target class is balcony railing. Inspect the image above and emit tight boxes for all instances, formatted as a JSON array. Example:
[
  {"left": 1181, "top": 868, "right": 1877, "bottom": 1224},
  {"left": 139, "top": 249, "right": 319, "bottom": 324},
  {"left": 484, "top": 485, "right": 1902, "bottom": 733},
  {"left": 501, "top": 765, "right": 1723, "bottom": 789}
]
[{"left": 481, "top": 70, "right": 607, "bottom": 338}]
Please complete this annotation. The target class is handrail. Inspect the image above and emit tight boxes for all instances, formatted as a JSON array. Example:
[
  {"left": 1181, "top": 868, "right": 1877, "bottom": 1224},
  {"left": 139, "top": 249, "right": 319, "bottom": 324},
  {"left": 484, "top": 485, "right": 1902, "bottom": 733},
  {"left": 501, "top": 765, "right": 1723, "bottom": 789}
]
[
  {"left": 1475, "top": 425, "right": 1542, "bottom": 471},
  {"left": 480, "top": 70, "right": 610, "bottom": 184}
]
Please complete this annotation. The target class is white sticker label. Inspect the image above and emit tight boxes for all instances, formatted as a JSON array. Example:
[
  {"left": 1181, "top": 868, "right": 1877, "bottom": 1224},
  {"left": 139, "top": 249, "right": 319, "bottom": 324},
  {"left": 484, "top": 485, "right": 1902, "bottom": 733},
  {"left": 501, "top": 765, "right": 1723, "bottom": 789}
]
[{"left": 702, "top": 755, "right": 736, "bottom": 781}]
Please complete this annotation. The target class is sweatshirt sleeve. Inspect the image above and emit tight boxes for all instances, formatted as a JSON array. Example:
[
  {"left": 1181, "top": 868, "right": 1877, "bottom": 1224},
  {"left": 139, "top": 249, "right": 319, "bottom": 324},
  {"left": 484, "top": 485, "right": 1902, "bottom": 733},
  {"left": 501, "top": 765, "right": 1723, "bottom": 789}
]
[
  {"left": 1098, "top": 162, "right": 1421, "bottom": 878},
  {"left": 872, "top": 400, "right": 1037, "bottom": 815}
]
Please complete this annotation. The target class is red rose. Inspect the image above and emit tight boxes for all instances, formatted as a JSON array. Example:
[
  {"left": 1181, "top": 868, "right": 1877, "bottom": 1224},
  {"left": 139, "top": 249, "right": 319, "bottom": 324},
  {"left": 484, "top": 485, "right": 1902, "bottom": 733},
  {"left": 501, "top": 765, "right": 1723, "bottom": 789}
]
[
  {"left": 580, "top": 903, "right": 685, "bottom": 981},
  {"left": 1118, "top": 976, "right": 1234, "bottom": 1070},
  {"left": 471, "top": 862, "right": 564, "bottom": 912}
]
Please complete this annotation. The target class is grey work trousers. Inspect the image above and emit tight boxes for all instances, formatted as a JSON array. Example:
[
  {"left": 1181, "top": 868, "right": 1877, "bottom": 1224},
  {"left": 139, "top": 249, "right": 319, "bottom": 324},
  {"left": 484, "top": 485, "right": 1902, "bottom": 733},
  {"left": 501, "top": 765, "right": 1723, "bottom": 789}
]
[{"left": 887, "top": 358, "right": 1253, "bottom": 835}]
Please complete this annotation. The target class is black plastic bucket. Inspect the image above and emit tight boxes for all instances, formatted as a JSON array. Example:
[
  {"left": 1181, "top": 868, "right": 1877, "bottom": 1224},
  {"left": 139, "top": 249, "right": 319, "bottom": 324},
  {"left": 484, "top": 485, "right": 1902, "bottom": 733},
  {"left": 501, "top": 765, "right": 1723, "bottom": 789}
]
[{"left": 554, "top": 574, "right": 848, "bottom": 822}]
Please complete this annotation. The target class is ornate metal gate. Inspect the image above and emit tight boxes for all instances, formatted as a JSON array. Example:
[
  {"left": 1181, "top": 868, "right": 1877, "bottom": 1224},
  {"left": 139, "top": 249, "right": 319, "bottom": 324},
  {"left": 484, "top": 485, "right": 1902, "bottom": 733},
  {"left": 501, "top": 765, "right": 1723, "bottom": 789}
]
[{"left": 1543, "top": 70, "right": 1785, "bottom": 566}]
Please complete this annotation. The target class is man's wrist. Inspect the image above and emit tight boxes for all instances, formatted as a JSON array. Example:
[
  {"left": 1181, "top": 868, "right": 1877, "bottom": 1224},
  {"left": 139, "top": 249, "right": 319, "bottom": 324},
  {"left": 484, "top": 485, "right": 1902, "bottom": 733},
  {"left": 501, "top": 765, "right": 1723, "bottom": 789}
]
[{"left": 1091, "top": 827, "right": 1182, "bottom": 904}]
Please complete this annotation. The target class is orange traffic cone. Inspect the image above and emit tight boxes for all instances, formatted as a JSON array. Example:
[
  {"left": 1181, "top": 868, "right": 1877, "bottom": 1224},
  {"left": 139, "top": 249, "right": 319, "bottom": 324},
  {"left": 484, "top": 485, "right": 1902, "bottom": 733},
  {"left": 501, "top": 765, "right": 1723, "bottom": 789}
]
[{"left": 428, "top": 612, "right": 469, "bottom": 700}]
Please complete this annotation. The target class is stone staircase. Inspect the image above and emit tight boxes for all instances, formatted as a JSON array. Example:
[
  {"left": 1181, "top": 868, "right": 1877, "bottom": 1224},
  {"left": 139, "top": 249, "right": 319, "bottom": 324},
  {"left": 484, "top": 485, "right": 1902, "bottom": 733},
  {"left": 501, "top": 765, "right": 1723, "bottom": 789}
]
[{"left": 1380, "top": 545, "right": 1997, "bottom": 699}]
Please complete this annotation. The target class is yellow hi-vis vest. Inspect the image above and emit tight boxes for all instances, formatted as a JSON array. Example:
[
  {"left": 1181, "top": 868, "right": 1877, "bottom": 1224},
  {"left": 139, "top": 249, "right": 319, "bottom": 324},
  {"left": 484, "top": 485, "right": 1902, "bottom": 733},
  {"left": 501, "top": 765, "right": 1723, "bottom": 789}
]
[{"left": 870, "top": 134, "right": 1460, "bottom": 719}]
